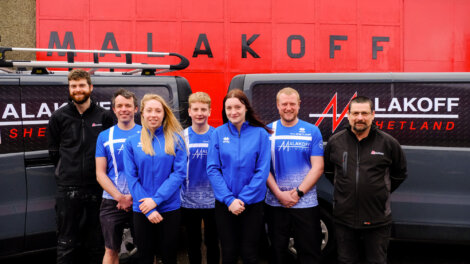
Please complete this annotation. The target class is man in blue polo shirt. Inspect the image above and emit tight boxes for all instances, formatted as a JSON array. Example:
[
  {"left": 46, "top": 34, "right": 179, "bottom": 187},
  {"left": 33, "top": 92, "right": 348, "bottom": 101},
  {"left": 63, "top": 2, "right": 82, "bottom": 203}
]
[
  {"left": 96, "top": 89, "right": 141, "bottom": 264},
  {"left": 265, "top": 87, "right": 325, "bottom": 264}
]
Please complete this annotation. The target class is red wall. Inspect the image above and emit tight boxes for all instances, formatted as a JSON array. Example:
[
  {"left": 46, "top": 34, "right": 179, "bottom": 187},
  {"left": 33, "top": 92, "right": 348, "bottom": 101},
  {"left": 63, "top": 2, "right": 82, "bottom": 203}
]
[{"left": 36, "top": 0, "right": 470, "bottom": 125}]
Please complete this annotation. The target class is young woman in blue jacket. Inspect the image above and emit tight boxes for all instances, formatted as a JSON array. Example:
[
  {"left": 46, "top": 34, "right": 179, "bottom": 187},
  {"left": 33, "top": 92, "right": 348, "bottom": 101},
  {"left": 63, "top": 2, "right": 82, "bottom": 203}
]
[
  {"left": 123, "top": 94, "right": 186, "bottom": 264},
  {"left": 207, "top": 89, "right": 271, "bottom": 264}
]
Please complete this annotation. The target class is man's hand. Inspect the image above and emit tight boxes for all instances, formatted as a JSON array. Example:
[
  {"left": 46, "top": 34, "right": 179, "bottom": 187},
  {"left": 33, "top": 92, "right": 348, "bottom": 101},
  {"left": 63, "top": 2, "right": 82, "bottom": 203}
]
[
  {"left": 139, "top": 198, "right": 157, "bottom": 214},
  {"left": 116, "top": 194, "right": 133, "bottom": 211},
  {"left": 228, "top": 199, "right": 245, "bottom": 215},
  {"left": 276, "top": 190, "right": 299, "bottom": 208},
  {"left": 289, "top": 189, "right": 300, "bottom": 204},
  {"left": 147, "top": 211, "right": 163, "bottom": 224}
]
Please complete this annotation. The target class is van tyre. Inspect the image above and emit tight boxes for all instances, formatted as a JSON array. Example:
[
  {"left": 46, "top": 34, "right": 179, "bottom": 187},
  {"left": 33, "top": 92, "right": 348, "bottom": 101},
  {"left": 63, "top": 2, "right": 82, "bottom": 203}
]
[{"left": 320, "top": 206, "right": 336, "bottom": 258}]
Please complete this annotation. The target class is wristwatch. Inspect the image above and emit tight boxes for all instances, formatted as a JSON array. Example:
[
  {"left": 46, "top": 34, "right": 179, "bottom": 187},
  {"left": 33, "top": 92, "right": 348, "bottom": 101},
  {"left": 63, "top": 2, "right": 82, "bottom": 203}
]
[{"left": 296, "top": 187, "right": 304, "bottom": 198}]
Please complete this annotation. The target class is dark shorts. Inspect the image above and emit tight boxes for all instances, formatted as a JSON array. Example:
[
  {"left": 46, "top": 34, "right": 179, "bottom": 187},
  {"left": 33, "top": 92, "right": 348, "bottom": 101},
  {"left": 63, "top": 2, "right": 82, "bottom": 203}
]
[{"left": 99, "top": 198, "right": 133, "bottom": 251}]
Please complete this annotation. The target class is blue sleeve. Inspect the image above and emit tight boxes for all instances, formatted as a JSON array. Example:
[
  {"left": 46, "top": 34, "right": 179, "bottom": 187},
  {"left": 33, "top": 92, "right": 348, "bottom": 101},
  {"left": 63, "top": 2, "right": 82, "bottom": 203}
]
[
  {"left": 310, "top": 126, "right": 324, "bottom": 156},
  {"left": 152, "top": 135, "right": 187, "bottom": 206},
  {"left": 238, "top": 130, "right": 271, "bottom": 204},
  {"left": 95, "top": 132, "right": 106, "bottom": 158},
  {"left": 206, "top": 130, "right": 236, "bottom": 207},
  {"left": 123, "top": 139, "right": 155, "bottom": 216}
]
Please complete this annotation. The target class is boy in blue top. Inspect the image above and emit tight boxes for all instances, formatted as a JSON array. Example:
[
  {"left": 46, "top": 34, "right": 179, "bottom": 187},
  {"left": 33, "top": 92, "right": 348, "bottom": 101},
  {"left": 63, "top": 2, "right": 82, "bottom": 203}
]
[
  {"left": 265, "top": 87, "right": 325, "bottom": 264},
  {"left": 180, "top": 92, "right": 219, "bottom": 264},
  {"left": 96, "top": 89, "right": 141, "bottom": 264}
]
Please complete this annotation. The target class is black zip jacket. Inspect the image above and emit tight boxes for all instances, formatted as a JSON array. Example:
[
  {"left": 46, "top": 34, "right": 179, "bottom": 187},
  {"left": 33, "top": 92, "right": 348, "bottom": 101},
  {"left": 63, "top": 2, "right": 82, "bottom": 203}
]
[
  {"left": 324, "top": 125, "right": 407, "bottom": 228},
  {"left": 47, "top": 100, "right": 114, "bottom": 187}
]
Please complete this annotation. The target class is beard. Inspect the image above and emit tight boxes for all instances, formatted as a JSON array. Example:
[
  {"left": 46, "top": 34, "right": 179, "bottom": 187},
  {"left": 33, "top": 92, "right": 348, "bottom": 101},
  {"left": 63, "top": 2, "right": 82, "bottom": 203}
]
[
  {"left": 280, "top": 111, "right": 298, "bottom": 123},
  {"left": 69, "top": 91, "right": 91, "bottom": 105},
  {"left": 352, "top": 122, "right": 370, "bottom": 133}
]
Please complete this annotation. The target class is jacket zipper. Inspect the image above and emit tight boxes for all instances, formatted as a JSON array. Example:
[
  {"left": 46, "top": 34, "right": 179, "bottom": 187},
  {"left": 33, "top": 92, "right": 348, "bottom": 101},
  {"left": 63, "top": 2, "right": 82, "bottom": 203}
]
[
  {"left": 81, "top": 117, "right": 85, "bottom": 185},
  {"left": 355, "top": 142, "right": 360, "bottom": 227},
  {"left": 238, "top": 128, "right": 241, "bottom": 182}
]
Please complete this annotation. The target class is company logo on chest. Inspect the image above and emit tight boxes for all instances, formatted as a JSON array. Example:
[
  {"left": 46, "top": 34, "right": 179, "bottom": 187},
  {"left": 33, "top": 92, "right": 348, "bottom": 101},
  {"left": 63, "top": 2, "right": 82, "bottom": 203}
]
[
  {"left": 276, "top": 130, "right": 312, "bottom": 152},
  {"left": 192, "top": 148, "right": 208, "bottom": 159},
  {"left": 371, "top": 150, "right": 384, "bottom": 155},
  {"left": 278, "top": 140, "right": 310, "bottom": 151}
]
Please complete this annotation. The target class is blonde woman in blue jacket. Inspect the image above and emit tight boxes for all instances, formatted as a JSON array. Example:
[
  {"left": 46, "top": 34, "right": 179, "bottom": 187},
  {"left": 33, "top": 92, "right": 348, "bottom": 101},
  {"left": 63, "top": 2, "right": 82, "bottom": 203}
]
[
  {"left": 123, "top": 94, "right": 186, "bottom": 264},
  {"left": 207, "top": 89, "right": 271, "bottom": 264}
]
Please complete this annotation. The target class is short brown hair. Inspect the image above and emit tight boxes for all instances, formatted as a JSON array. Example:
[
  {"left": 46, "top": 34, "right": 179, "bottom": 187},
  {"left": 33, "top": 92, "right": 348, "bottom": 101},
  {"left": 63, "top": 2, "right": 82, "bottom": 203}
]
[
  {"left": 112, "top": 88, "right": 138, "bottom": 108},
  {"left": 188, "top": 92, "right": 211, "bottom": 108},
  {"left": 349, "top": 96, "right": 374, "bottom": 112},
  {"left": 68, "top": 69, "right": 91, "bottom": 86}
]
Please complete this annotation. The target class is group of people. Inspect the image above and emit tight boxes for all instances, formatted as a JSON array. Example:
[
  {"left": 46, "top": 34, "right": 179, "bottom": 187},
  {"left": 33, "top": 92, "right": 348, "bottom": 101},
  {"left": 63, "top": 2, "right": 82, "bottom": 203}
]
[{"left": 48, "top": 69, "right": 407, "bottom": 264}]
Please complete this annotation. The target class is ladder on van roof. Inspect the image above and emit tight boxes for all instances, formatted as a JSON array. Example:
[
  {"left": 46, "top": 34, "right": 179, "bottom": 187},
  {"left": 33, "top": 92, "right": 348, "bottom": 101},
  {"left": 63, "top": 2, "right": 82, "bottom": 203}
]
[{"left": 0, "top": 46, "right": 189, "bottom": 75}]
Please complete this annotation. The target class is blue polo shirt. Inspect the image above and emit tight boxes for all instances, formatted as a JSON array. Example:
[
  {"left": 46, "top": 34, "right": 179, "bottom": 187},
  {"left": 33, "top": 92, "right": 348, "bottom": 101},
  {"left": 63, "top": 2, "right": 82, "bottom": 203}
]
[
  {"left": 265, "top": 119, "right": 324, "bottom": 208},
  {"left": 95, "top": 124, "right": 141, "bottom": 200},
  {"left": 181, "top": 126, "right": 216, "bottom": 209}
]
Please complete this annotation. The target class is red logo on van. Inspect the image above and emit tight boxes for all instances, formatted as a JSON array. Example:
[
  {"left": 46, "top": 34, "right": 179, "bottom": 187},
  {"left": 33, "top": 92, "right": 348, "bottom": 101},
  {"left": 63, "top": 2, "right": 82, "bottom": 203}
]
[{"left": 313, "top": 92, "right": 357, "bottom": 132}]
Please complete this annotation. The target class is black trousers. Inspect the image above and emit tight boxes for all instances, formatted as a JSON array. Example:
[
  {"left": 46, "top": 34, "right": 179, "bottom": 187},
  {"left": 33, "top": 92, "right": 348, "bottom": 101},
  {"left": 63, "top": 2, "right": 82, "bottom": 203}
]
[
  {"left": 55, "top": 186, "right": 104, "bottom": 264},
  {"left": 133, "top": 209, "right": 181, "bottom": 264},
  {"left": 182, "top": 208, "right": 220, "bottom": 264},
  {"left": 335, "top": 223, "right": 392, "bottom": 264},
  {"left": 215, "top": 201, "right": 264, "bottom": 264},
  {"left": 265, "top": 204, "right": 322, "bottom": 264}
]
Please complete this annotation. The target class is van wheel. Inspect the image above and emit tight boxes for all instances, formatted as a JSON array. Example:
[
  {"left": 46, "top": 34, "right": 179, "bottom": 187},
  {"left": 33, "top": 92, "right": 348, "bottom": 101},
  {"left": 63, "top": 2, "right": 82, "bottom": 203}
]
[
  {"left": 119, "top": 227, "right": 138, "bottom": 260},
  {"left": 320, "top": 206, "right": 336, "bottom": 258},
  {"left": 285, "top": 206, "right": 336, "bottom": 259}
]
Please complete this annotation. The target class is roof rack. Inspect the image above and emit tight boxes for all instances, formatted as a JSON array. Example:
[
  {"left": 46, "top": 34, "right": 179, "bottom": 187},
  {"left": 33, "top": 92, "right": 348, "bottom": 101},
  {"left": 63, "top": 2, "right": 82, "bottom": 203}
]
[{"left": 0, "top": 46, "right": 189, "bottom": 75}]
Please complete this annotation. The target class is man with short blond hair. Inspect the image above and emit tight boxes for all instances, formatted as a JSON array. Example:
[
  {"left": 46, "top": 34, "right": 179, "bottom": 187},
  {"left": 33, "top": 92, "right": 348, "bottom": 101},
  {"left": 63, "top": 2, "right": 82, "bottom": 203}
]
[{"left": 265, "top": 87, "right": 324, "bottom": 264}]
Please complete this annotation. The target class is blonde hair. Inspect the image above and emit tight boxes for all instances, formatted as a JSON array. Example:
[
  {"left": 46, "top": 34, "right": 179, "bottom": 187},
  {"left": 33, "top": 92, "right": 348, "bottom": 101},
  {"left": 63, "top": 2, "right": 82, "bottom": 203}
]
[
  {"left": 276, "top": 87, "right": 300, "bottom": 102},
  {"left": 188, "top": 92, "right": 211, "bottom": 108},
  {"left": 140, "top": 94, "right": 183, "bottom": 156}
]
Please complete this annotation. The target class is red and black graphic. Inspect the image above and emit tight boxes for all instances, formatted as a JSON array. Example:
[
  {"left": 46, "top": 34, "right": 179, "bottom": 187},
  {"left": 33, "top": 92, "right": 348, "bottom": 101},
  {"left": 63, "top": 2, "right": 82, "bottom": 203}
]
[
  {"left": 0, "top": 84, "right": 171, "bottom": 154},
  {"left": 251, "top": 82, "right": 469, "bottom": 148}
]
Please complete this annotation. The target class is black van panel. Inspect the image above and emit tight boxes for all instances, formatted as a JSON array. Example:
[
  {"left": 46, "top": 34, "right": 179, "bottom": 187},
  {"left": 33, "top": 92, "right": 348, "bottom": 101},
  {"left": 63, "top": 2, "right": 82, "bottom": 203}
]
[
  {"left": 0, "top": 72, "right": 191, "bottom": 257},
  {"left": 230, "top": 72, "right": 470, "bottom": 244}
]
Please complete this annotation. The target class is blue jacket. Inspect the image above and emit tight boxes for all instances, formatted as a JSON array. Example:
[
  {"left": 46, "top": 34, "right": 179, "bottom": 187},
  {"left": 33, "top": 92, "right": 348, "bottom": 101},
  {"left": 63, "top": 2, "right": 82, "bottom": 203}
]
[
  {"left": 207, "top": 121, "right": 271, "bottom": 207},
  {"left": 123, "top": 126, "right": 187, "bottom": 215}
]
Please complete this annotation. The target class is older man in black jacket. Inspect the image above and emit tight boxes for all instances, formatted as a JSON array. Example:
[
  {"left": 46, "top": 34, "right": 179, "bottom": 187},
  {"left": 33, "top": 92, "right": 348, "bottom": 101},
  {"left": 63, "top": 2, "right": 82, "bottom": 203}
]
[{"left": 324, "top": 96, "right": 407, "bottom": 264}]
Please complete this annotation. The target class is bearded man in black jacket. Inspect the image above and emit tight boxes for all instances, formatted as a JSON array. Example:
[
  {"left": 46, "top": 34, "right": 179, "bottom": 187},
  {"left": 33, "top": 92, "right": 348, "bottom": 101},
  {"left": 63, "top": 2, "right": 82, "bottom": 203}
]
[
  {"left": 324, "top": 96, "right": 407, "bottom": 264},
  {"left": 48, "top": 69, "right": 114, "bottom": 264}
]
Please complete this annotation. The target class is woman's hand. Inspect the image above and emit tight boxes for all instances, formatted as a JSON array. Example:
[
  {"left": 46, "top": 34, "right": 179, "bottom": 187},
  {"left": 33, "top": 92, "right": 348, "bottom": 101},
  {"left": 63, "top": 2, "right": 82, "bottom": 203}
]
[
  {"left": 139, "top": 198, "right": 157, "bottom": 214},
  {"left": 147, "top": 210, "right": 164, "bottom": 224},
  {"left": 228, "top": 199, "right": 245, "bottom": 215}
]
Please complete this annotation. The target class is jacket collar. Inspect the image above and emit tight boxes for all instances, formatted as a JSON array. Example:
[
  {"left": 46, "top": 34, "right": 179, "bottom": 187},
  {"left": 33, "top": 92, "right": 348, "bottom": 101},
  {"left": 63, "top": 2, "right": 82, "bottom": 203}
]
[
  {"left": 68, "top": 99, "right": 96, "bottom": 116},
  {"left": 149, "top": 125, "right": 164, "bottom": 137},
  {"left": 227, "top": 121, "right": 249, "bottom": 135}
]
